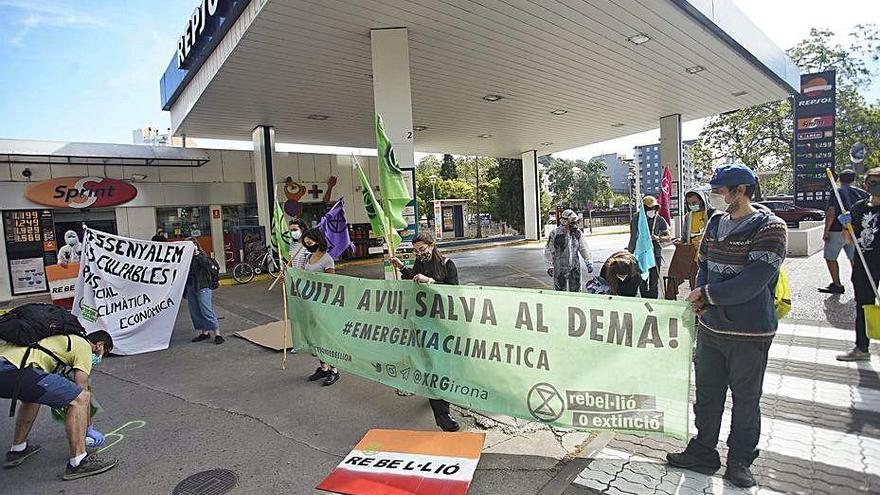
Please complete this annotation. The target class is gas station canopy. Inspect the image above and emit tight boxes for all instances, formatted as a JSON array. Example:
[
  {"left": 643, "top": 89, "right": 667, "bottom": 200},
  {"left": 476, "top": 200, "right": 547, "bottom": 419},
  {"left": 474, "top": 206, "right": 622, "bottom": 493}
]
[{"left": 163, "top": 0, "right": 798, "bottom": 158}]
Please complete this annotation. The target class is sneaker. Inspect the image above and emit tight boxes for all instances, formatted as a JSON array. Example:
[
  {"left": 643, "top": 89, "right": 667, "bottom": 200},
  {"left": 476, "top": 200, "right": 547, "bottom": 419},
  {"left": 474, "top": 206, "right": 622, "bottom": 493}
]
[
  {"left": 214, "top": 335, "right": 225, "bottom": 345},
  {"left": 436, "top": 414, "right": 461, "bottom": 432},
  {"left": 818, "top": 283, "right": 845, "bottom": 294},
  {"left": 666, "top": 450, "right": 721, "bottom": 475},
  {"left": 308, "top": 367, "right": 329, "bottom": 382},
  {"left": 323, "top": 371, "right": 340, "bottom": 386},
  {"left": 4, "top": 444, "right": 41, "bottom": 468},
  {"left": 724, "top": 462, "right": 757, "bottom": 488},
  {"left": 836, "top": 347, "right": 870, "bottom": 361},
  {"left": 192, "top": 333, "right": 210, "bottom": 342},
  {"left": 396, "top": 389, "right": 414, "bottom": 397},
  {"left": 62, "top": 454, "right": 117, "bottom": 481}
]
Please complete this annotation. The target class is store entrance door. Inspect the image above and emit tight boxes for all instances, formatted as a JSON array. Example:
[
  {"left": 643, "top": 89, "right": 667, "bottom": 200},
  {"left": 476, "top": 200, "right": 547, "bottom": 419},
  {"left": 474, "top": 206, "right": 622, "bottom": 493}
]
[{"left": 53, "top": 209, "right": 117, "bottom": 245}]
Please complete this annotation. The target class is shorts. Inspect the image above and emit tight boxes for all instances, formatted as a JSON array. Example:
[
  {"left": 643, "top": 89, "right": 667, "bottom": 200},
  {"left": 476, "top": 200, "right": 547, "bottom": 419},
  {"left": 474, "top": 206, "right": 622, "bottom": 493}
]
[
  {"left": 0, "top": 359, "right": 82, "bottom": 408},
  {"left": 824, "top": 231, "right": 855, "bottom": 261}
]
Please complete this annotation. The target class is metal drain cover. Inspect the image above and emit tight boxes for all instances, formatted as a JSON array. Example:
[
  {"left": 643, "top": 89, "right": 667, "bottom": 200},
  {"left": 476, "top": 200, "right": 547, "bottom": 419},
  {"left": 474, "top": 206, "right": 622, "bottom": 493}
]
[{"left": 173, "top": 469, "right": 238, "bottom": 495}]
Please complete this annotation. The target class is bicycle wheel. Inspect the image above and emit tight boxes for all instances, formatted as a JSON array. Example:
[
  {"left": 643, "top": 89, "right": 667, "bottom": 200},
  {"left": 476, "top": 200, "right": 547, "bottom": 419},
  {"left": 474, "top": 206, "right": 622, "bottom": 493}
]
[
  {"left": 232, "top": 263, "right": 255, "bottom": 284},
  {"left": 267, "top": 255, "right": 281, "bottom": 277}
]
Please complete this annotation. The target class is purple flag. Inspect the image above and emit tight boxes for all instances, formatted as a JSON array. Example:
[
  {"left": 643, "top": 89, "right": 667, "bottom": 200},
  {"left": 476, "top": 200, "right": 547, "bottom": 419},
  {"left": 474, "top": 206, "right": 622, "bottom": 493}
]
[{"left": 318, "top": 198, "right": 354, "bottom": 259}]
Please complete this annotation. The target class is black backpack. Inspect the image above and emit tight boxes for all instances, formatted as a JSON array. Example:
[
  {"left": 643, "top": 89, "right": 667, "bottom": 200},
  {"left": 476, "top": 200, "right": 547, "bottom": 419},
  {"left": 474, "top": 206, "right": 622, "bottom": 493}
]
[
  {"left": 0, "top": 303, "right": 88, "bottom": 416},
  {"left": 208, "top": 257, "right": 221, "bottom": 290}
]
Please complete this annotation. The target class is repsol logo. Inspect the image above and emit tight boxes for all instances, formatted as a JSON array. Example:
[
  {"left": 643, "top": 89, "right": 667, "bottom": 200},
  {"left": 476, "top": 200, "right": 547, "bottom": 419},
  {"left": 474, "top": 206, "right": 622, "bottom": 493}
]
[
  {"left": 798, "top": 97, "right": 832, "bottom": 107},
  {"left": 25, "top": 177, "right": 137, "bottom": 209}
]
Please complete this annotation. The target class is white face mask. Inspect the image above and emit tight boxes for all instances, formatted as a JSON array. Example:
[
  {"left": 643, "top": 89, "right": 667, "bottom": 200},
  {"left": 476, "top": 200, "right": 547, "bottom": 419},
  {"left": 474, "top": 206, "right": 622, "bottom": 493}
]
[
  {"left": 646, "top": 210, "right": 657, "bottom": 218},
  {"left": 291, "top": 230, "right": 302, "bottom": 241},
  {"left": 688, "top": 204, "right": 701, "bottom": 212},
  {"left": 708, "top": 192, "right": 727, "bottom": 210},
  {"left": 616, "top": 274, "right": 627, "bottom": 281}
]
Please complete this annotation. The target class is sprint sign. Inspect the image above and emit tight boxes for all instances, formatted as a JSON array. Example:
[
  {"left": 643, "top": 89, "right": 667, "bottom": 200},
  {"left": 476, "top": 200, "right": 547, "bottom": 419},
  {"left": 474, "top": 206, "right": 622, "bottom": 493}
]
[{"left": 318, "top": 429, "right": 484, "bottom": 495}]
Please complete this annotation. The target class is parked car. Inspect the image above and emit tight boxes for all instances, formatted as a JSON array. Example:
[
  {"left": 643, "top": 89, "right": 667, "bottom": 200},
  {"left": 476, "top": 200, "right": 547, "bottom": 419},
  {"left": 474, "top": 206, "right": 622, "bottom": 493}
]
[{"left": 759, "top": 201, "right": 824, "bottom": 225}]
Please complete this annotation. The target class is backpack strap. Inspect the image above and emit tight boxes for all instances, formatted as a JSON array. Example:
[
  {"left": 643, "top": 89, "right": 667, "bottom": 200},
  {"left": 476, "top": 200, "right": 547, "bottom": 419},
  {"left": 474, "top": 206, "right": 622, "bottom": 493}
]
[{"left": 7, "top": 342, "right": 73, "bottom": 417}]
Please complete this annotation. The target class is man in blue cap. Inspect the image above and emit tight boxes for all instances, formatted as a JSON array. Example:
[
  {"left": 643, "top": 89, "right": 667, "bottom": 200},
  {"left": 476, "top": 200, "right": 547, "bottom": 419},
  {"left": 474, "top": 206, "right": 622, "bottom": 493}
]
[{"left": 666, "top": 162, "right": 787, "bottom": 488}]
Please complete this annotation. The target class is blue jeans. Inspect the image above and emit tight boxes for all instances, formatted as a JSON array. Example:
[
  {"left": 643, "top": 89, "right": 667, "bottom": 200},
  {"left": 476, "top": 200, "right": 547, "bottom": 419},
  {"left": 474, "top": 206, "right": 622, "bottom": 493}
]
[{"left": 187, "top": 287, "right": 219, "bottom": 332}]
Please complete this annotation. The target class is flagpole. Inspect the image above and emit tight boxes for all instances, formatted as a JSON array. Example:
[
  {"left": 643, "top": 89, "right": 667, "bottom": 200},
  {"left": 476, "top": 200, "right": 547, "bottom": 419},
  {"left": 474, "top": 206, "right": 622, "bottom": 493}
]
[{"left": 273, "top": 183, "right": 291, "bottom": 370}]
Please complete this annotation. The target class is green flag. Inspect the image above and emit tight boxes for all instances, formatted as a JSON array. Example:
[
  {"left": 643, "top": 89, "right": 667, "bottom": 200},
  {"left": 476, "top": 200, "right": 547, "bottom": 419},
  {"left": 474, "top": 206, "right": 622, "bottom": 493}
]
[
  {"left": 355, "top": 158, "right": 401, "bottom": 252},
  {"left": 271, "top": 200, "right": 291, "bottom": 261},
  {"left": 376, "top": 114, "right": 411, "bottom": 230}
]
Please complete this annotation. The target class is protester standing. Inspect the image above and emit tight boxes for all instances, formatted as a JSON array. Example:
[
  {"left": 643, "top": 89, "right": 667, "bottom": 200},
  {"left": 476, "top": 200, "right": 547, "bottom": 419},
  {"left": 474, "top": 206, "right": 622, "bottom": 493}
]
[
  {"left": 57, "top": 230, "right": 82, "bottom": 267},
  {"left": 836, "top": 167, "right": 880, "bottom": 361},
  {"left": 187, "top": 240, "right": 223, "bottom": 345},
  {"left": 544, "top": 209, "right": 592, "bottom": 292},
  {"left": 666, "top": 163, "right": 787, "bottom": 488},
  {"left": 666, "top": 190, "right": 714, "bottom": 298},
  {"left": 628, "top": 196, "right": 671, "bottom": 298},
  {"left": 819, "top": 169, "right": 868, "bottom": 294},
  {"left": 151, "top": 229, "right": 168, "bottom": 242},
  {"left": 390, "top": 232, "right": 461, "bottom": 432},
  {"left": 302, "top": 229, "right": 340, "bottom": 386},
  {"left": 288, "top": 218, "right": 309, "bottom": 269}
]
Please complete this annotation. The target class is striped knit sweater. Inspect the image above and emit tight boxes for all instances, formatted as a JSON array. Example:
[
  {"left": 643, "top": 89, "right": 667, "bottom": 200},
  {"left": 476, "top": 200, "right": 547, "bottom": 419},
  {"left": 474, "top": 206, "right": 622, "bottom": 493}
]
[{"left": 696, "top": 205, "right": 787, "bottom": 340}]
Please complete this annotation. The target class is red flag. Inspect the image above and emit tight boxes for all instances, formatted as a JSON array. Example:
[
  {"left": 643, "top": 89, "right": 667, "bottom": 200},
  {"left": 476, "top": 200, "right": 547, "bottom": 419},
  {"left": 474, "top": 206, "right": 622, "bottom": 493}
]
[{"left": 659, "top": 166, "right": 672, "bottom": 223}]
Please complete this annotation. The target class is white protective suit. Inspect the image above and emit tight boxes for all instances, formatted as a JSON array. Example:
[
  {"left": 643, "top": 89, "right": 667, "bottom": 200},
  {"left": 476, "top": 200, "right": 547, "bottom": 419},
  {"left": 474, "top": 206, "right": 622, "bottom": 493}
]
[{"left": 57, "top": 230, "right": 82, "bottom": 267}]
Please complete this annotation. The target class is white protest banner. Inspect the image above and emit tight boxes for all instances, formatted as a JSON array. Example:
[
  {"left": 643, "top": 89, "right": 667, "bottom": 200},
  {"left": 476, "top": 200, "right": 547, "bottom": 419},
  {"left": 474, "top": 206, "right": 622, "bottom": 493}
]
[{"left": 72, "top": 228, "right": 194, "bottom": 355}]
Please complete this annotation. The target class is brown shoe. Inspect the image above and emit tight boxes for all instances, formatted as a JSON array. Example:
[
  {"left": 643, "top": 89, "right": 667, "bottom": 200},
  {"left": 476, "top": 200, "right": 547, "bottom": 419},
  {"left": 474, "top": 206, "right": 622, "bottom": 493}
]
[{"left": 836, "top": 348, "right": 870, "bottom": 362}]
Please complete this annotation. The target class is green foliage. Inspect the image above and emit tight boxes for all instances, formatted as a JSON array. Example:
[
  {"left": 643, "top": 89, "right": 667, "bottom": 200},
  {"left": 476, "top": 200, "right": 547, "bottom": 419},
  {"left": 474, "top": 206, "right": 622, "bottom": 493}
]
[
  {"left": 690, "top": 25, "right": 880, "bottom": 194},
  {"left": 495, "top": 158, "right": 525, "bottom": 232},
  {"left": 542, "top": 156, "right": 613, "bottom": 210},
  {"left": 441, "top": 154, "right": 458, "bottom": 179}
]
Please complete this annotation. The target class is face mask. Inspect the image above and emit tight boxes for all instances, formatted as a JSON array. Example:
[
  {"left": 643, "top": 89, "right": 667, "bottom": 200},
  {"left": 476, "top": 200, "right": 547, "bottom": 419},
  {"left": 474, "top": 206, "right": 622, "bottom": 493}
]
[
  {"left": 416, "top": 250, "right": 432, "bottom": 262},
  {"left": 291, "top": 230, "right": 302, "bottom": 241},
  {"left": 305, "top": 244, "right": 318, "bottom": 253},
  {"left": 646, "top": 210, "right": 657, "bottom": 218},
  {"left": 708, "top": 192, "right": 726, "bottom": 210},
  {"left": 616, "top": 274, "right": 627, "bottom": 281},
  {"left": 688, "top": 204, "right": 701, "bottom": 212},
  {"left": 92, "top": 354, "right": 102, "bottom": 366},
  {"left": 66, "top": 237, "right": 77, "bottom": 246}
]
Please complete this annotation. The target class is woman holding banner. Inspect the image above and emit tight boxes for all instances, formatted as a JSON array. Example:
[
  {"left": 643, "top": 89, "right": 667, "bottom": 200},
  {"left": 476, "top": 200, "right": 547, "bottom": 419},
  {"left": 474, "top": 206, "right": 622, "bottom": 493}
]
[
  {"left": 303, "top": 229, "right": 340, "bottom": 386},
  {"left": 187, "top": 239, "right": 223, "bottom": 345},
  {"left": 390, "top": 231, "right": 461, "bottom": 432}
]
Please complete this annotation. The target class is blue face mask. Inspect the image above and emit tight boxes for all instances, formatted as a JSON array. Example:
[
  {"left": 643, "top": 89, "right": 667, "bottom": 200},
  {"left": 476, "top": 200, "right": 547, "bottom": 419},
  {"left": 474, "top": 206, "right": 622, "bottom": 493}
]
[{"left": 92, "top": 354, "right": 102, "bottom": 366}]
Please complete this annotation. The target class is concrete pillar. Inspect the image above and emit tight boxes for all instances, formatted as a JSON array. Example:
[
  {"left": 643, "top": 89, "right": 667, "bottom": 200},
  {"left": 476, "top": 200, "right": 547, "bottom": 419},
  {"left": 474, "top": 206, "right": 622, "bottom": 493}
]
[
  {"left": 659, "top": 114, "right": 683, "bottom": 236},
  {"left": 0, "top": 221, "right": 10, "bottom": 302},
  {"left": 522, "top": 150, "right": 541, "bottom": 240},
  {"left": 370, "top": 28, "right": 415, "bottom": 171},
  {"left": 252, "top": 125, "right": 276, "bottom": 243},
  {"left": 209, "top": 205, "right": 226, "bottom": 273}
]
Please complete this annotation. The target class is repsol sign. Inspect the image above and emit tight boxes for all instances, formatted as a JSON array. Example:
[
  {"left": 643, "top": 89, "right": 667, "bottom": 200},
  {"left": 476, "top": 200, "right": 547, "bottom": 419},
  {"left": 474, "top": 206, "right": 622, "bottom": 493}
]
[
  {"left": 798, "top": 96, "right": 833, "bottom": 107},
  {"left": 26, "top": 177, "right": 137, "bottom": 209},
  {"left": 176, "top": 0, "right": 231, "bottom": 68}
]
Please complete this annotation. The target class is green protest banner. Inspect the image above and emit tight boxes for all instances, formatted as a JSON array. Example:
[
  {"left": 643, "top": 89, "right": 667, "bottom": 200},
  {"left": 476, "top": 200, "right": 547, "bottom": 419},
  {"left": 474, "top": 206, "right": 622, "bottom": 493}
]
[{"left": 287, "top": 269, "right": 695, "bottom": 439}]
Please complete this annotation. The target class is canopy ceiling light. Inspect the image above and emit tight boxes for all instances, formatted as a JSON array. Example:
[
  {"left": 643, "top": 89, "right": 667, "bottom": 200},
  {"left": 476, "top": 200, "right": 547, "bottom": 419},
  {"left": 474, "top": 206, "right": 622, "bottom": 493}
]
[
  {"left": 626, "top": 34, "right": 651, "bottom": 45},
  {"left": 611, "top": 122, "right": 625, "bottom": 127},
  {"left": 550, "top": 109, "right": 568, "bottom": 116},
  {"left": 413, "top": 125, "right": 429, "bottom": 131},
  {"left": 481, "top": 94, "right": 504, "bottom": 102},
  {"left": 685, "top": 65, "right": 706, "bottom": 74},
  {"left": 731, "top": 90, "right": 749, "bottom": 97},
  {"left": 540, "top": 142, "right": 553, "bottom": 146},
  {"left": 477, "top": 134, "right": 492, "bottom": 139},
  {"left": 307, "top": 114, "right": 329, "bottom": 120}
]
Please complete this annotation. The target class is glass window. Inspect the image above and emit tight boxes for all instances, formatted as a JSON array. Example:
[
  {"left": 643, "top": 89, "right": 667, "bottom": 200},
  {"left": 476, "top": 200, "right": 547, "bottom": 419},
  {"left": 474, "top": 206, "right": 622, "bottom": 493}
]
[
  {"left": 221, "top": 204, "right": 261, "bottom": 269},
  {"left": 156, "top": 207, "right": 211, "bottom": 240}
]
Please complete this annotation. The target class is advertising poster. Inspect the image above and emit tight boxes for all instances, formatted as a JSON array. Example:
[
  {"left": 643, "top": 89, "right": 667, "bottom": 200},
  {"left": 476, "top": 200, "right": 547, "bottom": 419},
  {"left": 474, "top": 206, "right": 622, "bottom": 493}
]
[
  {"left": 10, "top": 258, "right": 46, "bottom": 295},
  {"left": 318, "top": 429, "right": 484, "bottom": 495},
  {"left": 3, "top": 209, "right": 55, "bottom": 294},
  {"left": 793, "top": 70, "right": 836, "bottom": 209}
]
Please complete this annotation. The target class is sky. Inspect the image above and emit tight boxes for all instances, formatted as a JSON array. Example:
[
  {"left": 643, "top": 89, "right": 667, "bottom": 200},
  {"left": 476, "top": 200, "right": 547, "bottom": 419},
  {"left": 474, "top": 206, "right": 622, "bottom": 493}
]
[{"left": 0, "top": 0, "right": 878, "bottom": 160}]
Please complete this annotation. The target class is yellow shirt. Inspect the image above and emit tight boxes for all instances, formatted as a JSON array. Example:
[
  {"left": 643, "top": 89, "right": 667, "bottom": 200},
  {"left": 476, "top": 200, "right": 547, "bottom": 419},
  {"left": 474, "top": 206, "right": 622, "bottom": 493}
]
[
  {"left": 0, "top": 335, "right": 93, "bottom": 375},
  {"left": 688, "top": 211, "right": 707, "bottom": 261}
]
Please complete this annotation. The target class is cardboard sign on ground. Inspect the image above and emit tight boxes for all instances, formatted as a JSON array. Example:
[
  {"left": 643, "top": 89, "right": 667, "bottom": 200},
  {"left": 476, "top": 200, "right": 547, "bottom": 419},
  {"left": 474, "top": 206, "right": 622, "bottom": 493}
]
[
  {"left": 233, "top": 320, "right": 290, "bottom": 350},
  {"left": 317, "top": 429, "right": 485, "bottom": 495}
]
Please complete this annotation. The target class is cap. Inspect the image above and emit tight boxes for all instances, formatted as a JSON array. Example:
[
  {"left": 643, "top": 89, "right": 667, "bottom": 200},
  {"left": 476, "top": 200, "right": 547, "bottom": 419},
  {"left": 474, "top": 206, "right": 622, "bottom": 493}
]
[
  {"left": 709, "top": 163, "right": 757, "bottom": 188},
  {"left": 642, "top": 196, "right": 658, "bottom": 208},
  {"left": 560, "top": 209, "right": 579, "bottom": 223}
]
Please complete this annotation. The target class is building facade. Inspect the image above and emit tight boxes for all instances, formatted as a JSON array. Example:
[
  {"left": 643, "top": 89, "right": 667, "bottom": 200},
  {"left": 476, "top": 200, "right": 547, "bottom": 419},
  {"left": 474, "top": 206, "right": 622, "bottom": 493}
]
[
  {"left": 593, "top": 153, "right": 630, "bottom": 195},
  {"left": 0, "top": 139, "right": 393, "bottom": 302},
  {"left": 634, "top": 139, "right": 698, "bottom": 196}
]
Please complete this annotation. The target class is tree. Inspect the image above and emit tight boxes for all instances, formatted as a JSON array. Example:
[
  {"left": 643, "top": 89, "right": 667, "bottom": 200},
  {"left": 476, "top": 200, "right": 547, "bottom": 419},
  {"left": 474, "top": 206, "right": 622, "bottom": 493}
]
[
  {"left": 495, "top": 158, "right": 525, "bottom": 233},
  {"left": 571, "top": 158, "right": 614, "bottom": 209},
  {"left": 440, "top": 153, "right": 457, "bottom": 179},
  {"left": 543, "top": 157, "right": 576, "bottom": 206},
  {"left": 690, "top": 25, "right": 880, "bottom": 194}
]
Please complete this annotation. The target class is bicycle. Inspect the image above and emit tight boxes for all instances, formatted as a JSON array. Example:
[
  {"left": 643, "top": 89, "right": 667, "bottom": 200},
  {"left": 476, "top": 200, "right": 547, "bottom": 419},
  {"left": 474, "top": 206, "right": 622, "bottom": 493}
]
[{"left": 231, "top": 246, "right": 281, "bottom": 284}]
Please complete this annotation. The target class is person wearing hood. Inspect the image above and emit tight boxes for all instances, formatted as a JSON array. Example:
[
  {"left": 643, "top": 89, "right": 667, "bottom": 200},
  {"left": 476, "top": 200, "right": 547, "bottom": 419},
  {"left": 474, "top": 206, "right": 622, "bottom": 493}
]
[
  {"left": 544, "top": 209, "right": 592, "bottom": 292},
  {"left": 627, "top": 196, "right": 671, "bottom": 299},
  {"left": 666, "top": 163, "right": 787, "bottom": 489},
  {"left": 57, "top": 230, "right": 82, "bottom": 267},
  {"left": 666, "top": 189, "right": 715, "bottom": 298}
]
